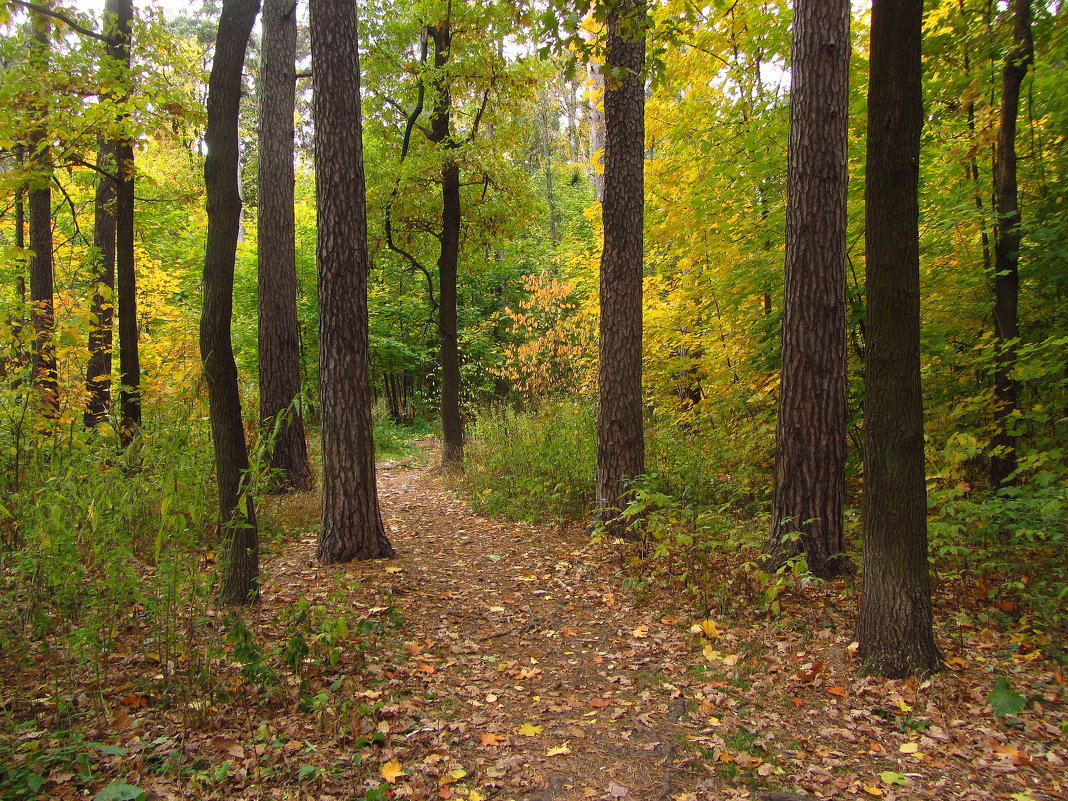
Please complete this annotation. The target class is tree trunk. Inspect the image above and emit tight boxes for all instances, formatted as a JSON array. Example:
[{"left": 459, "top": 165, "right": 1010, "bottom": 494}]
[
  {"left": 104, "top": 0, "right": 141, "bottom": 444},
  {"left": 594, "top": 0, "right": 646, "bottom": 538},
  {"left": 766, "top": 0, "right": 850, "bottom": 579},
  {"left": 311, "top": 0, "right": 394, "bottom": 563},
  {"left": 85, "top": 136, "right": 116, "bottom": 428},
  {"left": 428, "top": 20, "right": 463, "bottom": 471},
  {"left": 28, "top": 12, "right": 57, "bottom": 414},
  {"left": 855, "top": 0, "right": 941, "bottom": 679},
  {"left": 201, "top": 0, "right": 261, "bottom": 605},
  {"left": 258, "top": 0, "right": 313, "bottom": 491},
  {"left": 990, "top": 0, "right": 1033, "bottom": 490}
]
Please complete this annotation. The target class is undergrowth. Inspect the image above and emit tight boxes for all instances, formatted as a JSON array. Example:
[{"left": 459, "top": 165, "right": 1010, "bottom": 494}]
[
  {"left": 463, "top": 400, "right": 1067, "bottom": 635},
  {"left": 464, "top": 399, "right": 595, "bottom": 524}
]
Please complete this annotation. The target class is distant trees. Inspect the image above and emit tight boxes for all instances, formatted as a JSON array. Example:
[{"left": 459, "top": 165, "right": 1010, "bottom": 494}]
[
  {"left": 594, "top": 0, "right": 646, "bottom": 537},
  {"left": 766, "top": 0, "right": 850, "bottom": 579},
  {"left": 311, "top": 0, "right": 394, "bottom": 562},
  {"left": 201, "top": 0, "right": 262, "bottom": 604},
  {"left": 855, "top": 0, "right": 941, "bottom": 678}
]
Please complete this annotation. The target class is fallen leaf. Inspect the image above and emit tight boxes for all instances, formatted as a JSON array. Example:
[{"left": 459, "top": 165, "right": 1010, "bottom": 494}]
[
  {"left": 632, "top": 625, "right": 649, "bottom": 638},
  {"left": 898, "top": 742, "right": 920, "bottom": 754},
  {"left": 588, "top": 698, "right": 611, "bottom": 708},
  {"left": 516, "top": 723, "right": 543, "bottom": 736},
  {"left": 478, "top": 732, "right": 504, "bottom": 746},
  {"left": 826, "top": 686, "right": 848, "bottom": 697},
  {"left": 863, "top": 786, "right": 883, "bottom": 796},
  {"left": 381, "top": 759, "right": 405, "bottom": 783},
  {"left": 546, "top": 742, "right": 571, "bottom": 756}
]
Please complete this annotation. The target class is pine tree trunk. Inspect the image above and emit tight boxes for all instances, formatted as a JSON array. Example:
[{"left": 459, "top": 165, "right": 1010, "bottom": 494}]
[
  {"left": 766, "top": 0, "right": 850, "bottom": 579},
  {"left": 311, "top": 0, "right": 394, "bottom": 563},
  {"left": 201, "top": 0, "right": 261, "bottom": 605},
  {"left": 855, "top": 0, "right": 941, "bottom": 678},
  {"left": 594, "top": 0, "right": 646, "bottom": 538},
  {"left": 990, "top": 0, "right": 1033, "bottom": 490},
  {"left": 258, "top": 0, "right": 313, "bottom": 491}
]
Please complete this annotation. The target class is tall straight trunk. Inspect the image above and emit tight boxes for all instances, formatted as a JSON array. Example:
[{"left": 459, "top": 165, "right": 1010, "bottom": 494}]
[
  {"left": 258, "top": 0, "right": 312, "bottom": 491},
  {"left": 96, "top": 0, "right": 142, "bottom": 443},
  {"left": 990, "top": 0, "right": 1033, "bottom": 490},
  {"left": 85, "top": 137, "right": 116, "bottom": 427},
  {"left": 311, "top": 0, "right": 394, "bottom": 563},
  {"left": 428, "top": 20, "right": 463, "bottom": 470},
  {"left": 201, "top": 0, "right": 261, "bottom": 605},
  {"left": 594, "top": 0, "right": 646, "bottom": 537},
  {"left": 855, "top": 0, "right": 941, "bottom": 678},
  {"left": 766, "top": 0, "right": 850, "bottom": 579},
  {"left": 28, "top": 12, "right": 57, "bottom": 413}
]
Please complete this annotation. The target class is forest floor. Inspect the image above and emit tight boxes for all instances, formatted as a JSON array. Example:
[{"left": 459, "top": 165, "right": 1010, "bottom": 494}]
[{"left": 2, "top": 442, "right": 1066, "bottom": 801}]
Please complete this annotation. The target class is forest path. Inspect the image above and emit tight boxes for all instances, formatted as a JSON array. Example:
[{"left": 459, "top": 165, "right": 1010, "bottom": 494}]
[{"left": 261, "top": 442, "right": 719, "bottom": 800}]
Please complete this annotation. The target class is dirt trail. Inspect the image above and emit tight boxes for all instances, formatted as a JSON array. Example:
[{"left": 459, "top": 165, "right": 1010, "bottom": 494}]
[
  {"left": 261, "top": 446, "right": 713, "bottom": 800},
  {"left": 245, "top": 446, "right": 1066, "bottom": 801}
]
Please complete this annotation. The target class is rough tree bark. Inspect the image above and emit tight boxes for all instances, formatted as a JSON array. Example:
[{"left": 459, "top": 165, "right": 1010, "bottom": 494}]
[
  {"left": 855, "top": 0, "right": 941, "bottom": 678},
  {"left": 766, "top": 0, "right": 850, "bottom": 579},
  {"left": 311, "top": 0, "right": 394, "bottom": 563},
  {"left": 594, "top": 0, "right": 646, "bottom": 537},
  {"left": 258, "top": 0, "right": 312, "bottom": 491},
  {"left": 990, "top": 0, "right": 1033, "bottom": 490},
  {"left": 201, "top": 0, "right": 261, "bottom": 605}
]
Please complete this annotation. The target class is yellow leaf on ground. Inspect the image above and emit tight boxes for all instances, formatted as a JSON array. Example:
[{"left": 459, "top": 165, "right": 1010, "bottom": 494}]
[
  {"left": 863, "top": 785, "right": 883, "bottom": 796},
  {"left": 546, "top": 742, "right": 571, "bottom": 756},
  {"left": 381, "top": 759, "right": 405, "bottom": 783},
  {"left": 516, "top": 723, "right": 543, "bottom": 736},
  {"left": 898, "top": 742, "right": 920, "bottom": 754}
]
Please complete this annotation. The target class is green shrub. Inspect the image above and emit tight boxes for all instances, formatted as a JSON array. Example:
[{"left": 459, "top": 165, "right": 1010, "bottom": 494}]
[{"left": 465, "top": 399, "right": 595, "bottom": 524}]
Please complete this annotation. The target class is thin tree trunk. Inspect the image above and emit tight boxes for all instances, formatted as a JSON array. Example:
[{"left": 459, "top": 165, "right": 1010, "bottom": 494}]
[
  {"left": 28, "top": 12, "right": 57, "bottom": 414},
  {"left": 594, "top": 0, "right": 646, "bottom": 538},
  {"left": 201, "top": 0, "right": 261, "bottom": 605},
  {"left": 85, "top": 136, "right": 116, "bottom": 427},
  {"left": 311, "top": 0, "right": 394, "bottom": 563},
  {"left": 588, "top": 61, "right": 605, "bottom": 202},
  {"left": 99, "top": 0, "right": 141, "bottom": 444},
  {"left": 855, "top": 0, "right": 941, "bottom": 678},
  {"left": 258, "top": 0, "right": 312, "bottom": 491},
  {"left": 766, "top": 0, "right": 850, "bottom": 579},
  {"left": 990, "top": 0, "right": 1033, "bottom": 490},
  {"left": 428, "top": 20, "right": 463, "bottom": 471}
]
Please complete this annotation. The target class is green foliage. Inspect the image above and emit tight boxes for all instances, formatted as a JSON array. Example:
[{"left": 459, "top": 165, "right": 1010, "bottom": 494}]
[
  {"left": 465, "top": 399, "right": 595, "bottom": 524},
  {"left": 988, "top": 676, "right": 1027, "bottom": 717},
  {"left": 94, "top": 782, "right": 148, "bottom": 801}
]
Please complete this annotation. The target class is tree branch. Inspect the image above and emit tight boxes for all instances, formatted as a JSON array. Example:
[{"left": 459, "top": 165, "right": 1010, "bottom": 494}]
[{"left": 9, "top": 0, "right": 107, "bottom": 42}]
